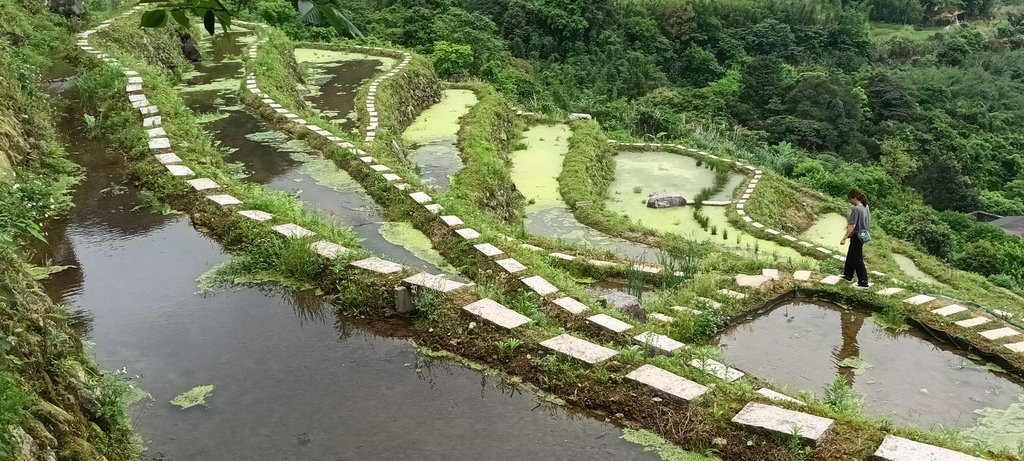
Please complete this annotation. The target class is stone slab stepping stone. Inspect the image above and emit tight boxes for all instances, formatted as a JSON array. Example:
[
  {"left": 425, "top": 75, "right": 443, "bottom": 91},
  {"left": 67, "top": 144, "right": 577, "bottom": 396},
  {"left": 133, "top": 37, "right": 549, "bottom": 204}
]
[
  {"left": 797, "top": 241, "right": 813, "bottom": 247},
  {"left": 549, "top": 252, "right": 576, "bottom": 261},
  {"left": 719, "top": 289, "right": 746, "bottom": 300},
  {"left": 495, "top": 258, "right": 527, "bottom": 274},
  {"left": 587, "top": 314, "right": 633, "bottom": 333},
  {"left": 382, "top": 173, "right": 401, "bottom": 182},
  {"left": 931, "top": 304, "right": 968, "bottom": 317},
  {"left": 904, "top": 294, "right": 936, "bottom": 305},
  {"left": 237, "top": 210, "right": 272, "bottom": 221},
  {"left": 669, "top": 305, "right": 702, "bottom": 315},
  {"left": 272, "top": 223, "right": 315, "bottom": 239},
  {"left": 165, "top": 164, "right": 194, "bottom": 177},
  {"left": 793, "top": 270, "right": 812, "bottom": 281},
  {"left": 752, "top": 222, "right": 765, "bottom": 229},
  {"left": 979, "top": 327, "right": 1020, "bottom": 340},
  {"left": 650, "top": 313, "right": 674, "bottom": 323},
  {"left": 128, "top": 93, "right": 147, "bottom": 103},
  {"left": 139, "top": 106, "right": 159, "bottom": 115},
  {"left": 462, "top": 298, "right": 531, "bottom": 330},
  {"left": 873, "top": 434, "right": 984, "bottom": 461},
  {"left": 131, "top": 98, "right": 151, "bottom": 109},
  {"left": 127, "top": 76, "right": 143, "bottom": 84},
  {"left": 588, "top": 259, "right": 618, "bottom": 268},
  {"left": 440, "top": 215, "right": 463, "bottom": 227},
  {"left": 877, "top": 287, "right": 904, "bottom": 296},
  {"left": 816, "top": 247, "right": 832, "bottom": 254},
  {"left": 736, "top": 274, "right": 770, "bottom": 288},
  {"left": 784, "top": 235, "right": 798, "bottom": 242},
  {"left": 690, "top": 358, "right": 744, "bottom": 382},
  {"left": 186, "top": 178, "right": 219, "bottom": 191},
  {"left": 455, "top": 228, "right": 480, "bottom": 240},
  {"left": 696, "top": 297, "right": 722, "bottom": 310},
  {"left": 550, "top": 296, "right": 589, "bottom": 315},
  {"left": 143, "top": 116, "right": 161, "bottom": 127},
  {"left": 955, "top": 316, "right": 991, "bottom": 328},
  {"left": 473, "top": 243, "right": 503, "bottom": 257},
  {"left": 403, "top": 272, "right": 468, "bottom": 293},
  {"left": 731, "top": 402, "right": 833, "bottom": 446},
  {"left": 819, "top": 275, "right": 842, "bottom": 285},
  {"left": 350, "top": 257, "right": 404, "bottom": 274},
  {"left": 309, "top": 240, "right": 349, "bottom": 259},
  {"left": 634, "top": 332, "right": 685, "bottom": 353},
  {"left": 756, "top": 388, "right": 804, "bottom": 405},
  {"left": 148, "top": 137, "right": 171, "bottom": 150},
  {"left": 762, "top": 268, "right": 780, "bottom": 280},
  {"left": 1004, "top": 341, "right": 1024, "bottom": 353},
  {"left": 206, "top": 194, "right": 242, "bottom": 207},
  {"left": 147, "top": 127, "right": 166, "bottom": 138},
  {"left": 626, "top": 364, "right": 709, "bottom": 401},
  {"left": 522, "top": 275, "right": 558, "bottom": 296},
  {"left": 154, "top": 153, "right": 181, "bottom": 164},
  {"left": 425, "top": 204, "right": 444, "bottom": 213},
  {"left": 125, "top": 83, "right": 143, "bottom": 92},
  {"left": 409, "top": 192, "right": 432, "bottom": 204},
  {"left": 521, "top": 243, "right": 544, "bottom": 252},
  {"left": 540, "top": 333, "right": 617, "bottom": 364},
  {"left": 369, "top": 164, "right": 390, "bottom": 172}
]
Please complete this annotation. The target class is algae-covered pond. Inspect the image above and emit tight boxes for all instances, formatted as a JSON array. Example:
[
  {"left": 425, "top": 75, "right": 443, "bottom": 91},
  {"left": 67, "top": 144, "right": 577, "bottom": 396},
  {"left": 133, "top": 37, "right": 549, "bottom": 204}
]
[
  {"left": 894, "top": 253, "right": 946, "bottom": 286},
  {"left": 294, "top": 47, "right": 394, "bottom": 131},
  {"left": 403, "top": 89, "right": 477, "bottom": 193},
  {"left": 799, "top": 213, "right": 848, "bottom": 251},
  {"left": 718, "top": 299, "right": 1024, "bottom": 430}
]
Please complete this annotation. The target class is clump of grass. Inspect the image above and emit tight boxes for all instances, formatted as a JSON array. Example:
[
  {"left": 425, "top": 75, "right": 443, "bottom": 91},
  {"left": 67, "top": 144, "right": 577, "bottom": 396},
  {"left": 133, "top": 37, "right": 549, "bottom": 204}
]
[
  {"left": 633, "top": 185, "right": 642, "bottom": 194},
  {"left": 496, "top": 338, "right": 522, "bottom": 357},
  {"left": 824, "top": 376, "right": 865, "bottom": 418}
]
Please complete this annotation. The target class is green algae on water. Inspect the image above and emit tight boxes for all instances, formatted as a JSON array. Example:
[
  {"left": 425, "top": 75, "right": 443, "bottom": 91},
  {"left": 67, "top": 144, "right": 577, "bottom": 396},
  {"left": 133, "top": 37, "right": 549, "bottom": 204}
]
[
  {"left": 510, "top": 124, "right": 571, "bottom": 211},
  {"left": 961, "top": 395, "right": 1024, "bottom": 452},
  {"left": 621, "top": 429, "right": 720, "bottom": 461},
  {"left": 379, "top": 222, "right": 457, "bottom": 274},
  {"left": 893, "top": 253, "right": 945, "bottom": 286},
  {"left": 799, "top": 213, "right": 848, "bottom": 250},
  {"left": 402, "top": 89, "right": 478, "bottom": 146},
  {"left": 170, "top": 385, "right": 214, "bottom": 409}
]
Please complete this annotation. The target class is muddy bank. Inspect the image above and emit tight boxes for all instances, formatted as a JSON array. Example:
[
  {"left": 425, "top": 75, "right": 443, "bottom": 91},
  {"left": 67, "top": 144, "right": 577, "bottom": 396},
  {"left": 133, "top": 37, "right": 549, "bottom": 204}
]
[{"left": 718, "top": 299, "right": 1024, "bottom": 430}]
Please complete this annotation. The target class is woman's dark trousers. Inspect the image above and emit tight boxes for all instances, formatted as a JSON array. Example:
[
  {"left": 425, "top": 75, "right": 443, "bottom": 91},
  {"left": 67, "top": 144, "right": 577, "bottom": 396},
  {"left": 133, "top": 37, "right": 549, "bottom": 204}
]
[{"left": 843, "top": 235, "right": 868, "bottom": 286}]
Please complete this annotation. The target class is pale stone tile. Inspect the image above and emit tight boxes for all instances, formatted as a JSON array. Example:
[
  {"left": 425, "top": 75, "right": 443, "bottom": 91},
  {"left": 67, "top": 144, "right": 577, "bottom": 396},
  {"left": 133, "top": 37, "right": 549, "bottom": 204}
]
[
  {"left": 587, "top": 314, "right": 633, "bottom": 333},
  {"left": 370, "top": 164, "right": 390, "bottom": 172},
  {"left": 549, "top": 252, "right": 576, "bottom": 261},
  {"left": 634, "top": 332, "right": 685, "bottom": 353},
  {"left": 876, "top": 287, "right": 904, "bottom": 296},
  {"left": 626, "top": 364, "right": 709, "bottom": 401},
  {"left": 873, "top": 435, "right": 984, "bottom": 461},
  {"left": 955, "top": 316, "right": 991, "bottom": 328},
  {"left": 495, "top": 258, "right": 527, "bottom": 274},
  {"left": 903, "top": 294, "right": 936, "bottom": 305},
  {"left": 463, "top": 298, "right": 531, "bottom": 329},
  {"left": 403, "top": 272, "right": 468, "bottom": 292},
  {"left": 1005, "top": 341, "right": 1024, "bottom": 353},
  {"left": 309, "top": 240, "right": 349, "bottom": 259},
  {"left": 205, "top": 194, "right": 242, "bottom": 207},
  {"left": 455, "top": 228, "right": 480, "bottom": 240},
  {"left": 650, "top": 313, "right": 674, "bottom": 323},
  {"left": 440, "top": 215, "right": 464, "bottom": 227},
  {"left": 793, "top": 270, "right": 812, "bottom": 281},
  {"left": 819, "top": 275, "right": 842, "bottom": 285},
  {"left": 237, "top": 210, "right": 272, "bottom": 221},
  {"left": 165, "top": 164, "right": 194, "bottom": 177},
  {"left": 696, "top": 297, "right": 722, "bottom": 310},
  {"left": 473, "top": 243, "right": 504, "bottom": 257},
  {"left": 979, "top": 327, "right": 1020, "bottom": 341},
  {"left": 382, "top": 173, "right": 402, "bottom": 182},
  {"left": 272, "top": 223, "right": 315, "bottom": 239},
  {"left": 153, "top": 153, "right": 181, "bottom": 164},
  {"left": 690, "top": 358, "right": 743, "bottom": 382},
  {"left": 186, "top": 178, "right": 219, "bottom": 190},
  {"left": 756, "top": 388, "right": 804, "bottom": 405},
  {"left": 931, "top": 304, "right": 968, "bottom": 317},
  {"left": 522, "top": 275, "right": 558, "bottom": 296},
  {"left": 350, "top": 257, "right": 404, "bottom": 274},
  {"left": 143, "top": 116, "right": 161, "bottom": 127},
  {"left": 521, "top": 243, "right": 544, "bottom": 252},
  {"left": 147, "top": 127, "right": 166, "bottom": 138},
  {"left": 731, "top": 402, "right": 833, "bottom": 446},
  {"left": 409, "top": 191, "right": 432, "bottom": 204},
  {"left": 540, "top": 333, "right": 617, "bottom": 364},
  {"left": 719, "top": 289, "right": 746, "bottom": 300}
]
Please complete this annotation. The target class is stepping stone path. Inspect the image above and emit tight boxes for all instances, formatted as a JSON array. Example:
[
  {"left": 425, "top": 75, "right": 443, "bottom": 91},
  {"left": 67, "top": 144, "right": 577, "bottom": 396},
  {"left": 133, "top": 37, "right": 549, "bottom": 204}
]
[
  {"left": 1006, "top": 342, "right": 1024, "bottom": 352},
  {"left": 309, "top": 240, "right": 348, "bottom": 259},
  {"left": 979, "top": 327, "right": 1019, "bottom": 341},
  {"left": 549, "top": 252, "right": 575, "bottom": 261},
  {"left": 409, "top": 191, "right": 432, "bottom": 204},
  {"left": 819, "top": 275, "right": 842, "bottom": 285},
  {"left": 762, "top": 268, "right": 779, "bottom": 280},
  {"left": 165, "top": 164, "right": 194, "bottom": 177},
  {"left": 649, "top": 313, "right": 674, "bottom": 323},
  {"left": 756, "top": 388, "right": 803, "bottom": 405},
  {"left": 793, "top": 270, "right": 811, "bottom": 281},
  {"left": 455, "top": 228, "right": 481, "bottom": 240},
  {"left": 690, "top": 358, "right": 744, "bottom": 382},
  {"left": 462, "top": 298, "right": 531, "bottom": 329},
  {"left": 237, "top": 210, "right": 272, "bottom": 221},
  {"left": 586, "top": 314, "right": 633, "bottom": 333},
  {"left": 696, "top": 297, "right": 722, "bottom": 310},
  {"left": 670, "top": 305, "right": 701, "bottom": 315},
  {"left": 187, "top": 178, "right": 220, "bottom": 190},
  {"left": 634, "top": 332, "right": 685, "bottom": 353},
  {"left": 931, "top": 304, "right": 967, "bottom": 317},
  {"left": 955, "top": 316, "right": 991, "bottom": 328},
  {"left": 473, "top": 243, "right": 503, "bottom": 257},
  {"left": 272, "top": 223, "right": 315, "bottom": 238},
  {"left": 495, "top": 258, "right": 527, "bottom": 274},
  {"left": 735, "top": 274, "right": 770, "bottom": 289},
  {"left": 904, "top": 294, "right": 936, "bottom": 305},
  {"left": 552, "top": 296, "right": 589, "bottom": 315},
  {"left": 403, "top": 273, "right": 468, "bottom": 293},
  {"left": 540, "top": 333, "right": 617, "bottom": 364},
  {"left": 350, "top": 257, "right": 404, "bottom": 274},
  {"left": 206, "top": 194, "right": 242, "bottom": 207},
  {"left": 440, "top": 215, "right": 463, "bottom": 227},
  {"left": 521, "top": 275, "right": 558, "bottom": 296},
  {"left": 877, "top": 287, "right": 904, "bottom": 296},
  {"left": 154, "top": 153, "right": 181, "bottom": 164},
  {"left": 731, "top": 402, "right": 833, "bottom": 446},
  {"left": 873, "top": 435, "right": 985, "bottom": 461},
  {"left": 626, "top": 364, "right": 709, "bottom": 401}
]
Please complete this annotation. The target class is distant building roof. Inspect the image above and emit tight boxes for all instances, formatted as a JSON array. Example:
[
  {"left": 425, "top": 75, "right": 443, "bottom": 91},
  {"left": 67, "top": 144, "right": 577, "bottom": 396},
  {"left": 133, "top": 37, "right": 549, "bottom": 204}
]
[{"left": 991, "top": 215, "right": 1024, "bottom": 236}]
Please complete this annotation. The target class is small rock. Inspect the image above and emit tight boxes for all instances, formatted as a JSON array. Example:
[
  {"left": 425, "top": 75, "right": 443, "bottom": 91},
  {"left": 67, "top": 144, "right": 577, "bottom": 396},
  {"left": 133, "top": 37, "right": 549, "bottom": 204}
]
[
  {"left": 712, "top": 437, "right": 727, "bottom": 446},
  {"left": 468, "top": 321, "right": 476, "bottom": 330},
  {"left": 651, "top": 397, "right": 663, "bottom": 402},
  {"left": 646, "top": 194, "right": 687, "bottom": 209},
  {"left": 615, "top": 413, "right": 624, "bottom": 418},
  {"left": 599, "top": 292, "right": 646, "bottom": 320}
]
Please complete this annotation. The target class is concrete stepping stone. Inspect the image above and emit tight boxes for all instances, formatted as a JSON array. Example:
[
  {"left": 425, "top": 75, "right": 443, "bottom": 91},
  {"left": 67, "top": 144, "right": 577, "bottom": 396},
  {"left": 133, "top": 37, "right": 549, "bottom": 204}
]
[
  {"left": 904, "top": 294, "right": 936, "bottom": 305},
  {"left": 382, "top": 173, "right": 401, "bottom": 182},
  {"left": 634, "top": 332, "right": 685, "bottom": 353},
  {"left": 521, "top": 243, "right": 544, "bottom": 252},
  {"left": 669, "top": 305, "right": 702, "bottom": 315},
  {"left": 148, "top": 137, "right": 171, "bottom": 150},
  {"left": 139, "top": 105, "right": 159, "bottom": 115},
  {"left": 271, "top": 223, "right": 315, "bottom": 239},
  {"left": 736, "top": 274, "right": 770, "bottom": 289},
  {"left": 350, "top": 257, "right": 404, "bottom": 274},
  {"left": 369, "top": 164, "right": 390, "bottom": 172},
  {"left": 131, "top": 98, "right": 151, "bottom": 108},
  {"left": 1004, "top": 341, "right": 1024, "bottom": 353},
  {"left": 979, "top": 327, "right": 1020, "bottom": 341},
  {"left": 731, "top": 402, "right": 833, "bottom": 446},
  {"left": 462, "top": 298, "right": 531, "bottom": 330},
  {"left": 309, "top": 240, "right": 349, "bottom": 259},
  {"left": 154, "top": 153, "right": 181, "bottom": 164},
  {"left": 650, "top": 313, "right": 674, "bottom": 323},
  {"left": 819, "top": 275, "right": 842, "bottom": 285},
  {"left": 403, "top": 272, "right": 468, "bottom": 293},
  {"left": 495, "top": 258, "right": 527, "bottom": 274},
  {"left": 165, "top": 164, "right": 194, "bottom": 177},
  {"left": 588, "top": 259, "right": 618, "bottom": 268},
  {"left": 877, "top": 287, "right": 904, "bottom": 296},
  {"left": 540, "top": 333, "right": 617, "bottom": 364},
  {"left": 147, "top": 127, "right": 166, "bottom": 138},
  {"left": 587, "top": 314, "right": 633, "bottom": 333},
  {"left": 873, "top": 434, "right": 984, "bottom": 461},
  {"left": 186, "top": 178, "right": 219, "bottom": 191},
  {"left": 797, "top": 241, "right": 813, "bottom": 247},
  {"left": 931, "top": 304, "right": 968, "bottom": 317},
  {"left": 793, "top": 270, "right": 812, "bottom": 281},
  {"left": 455, "top": 228, "right": 480, "bottom": 240},
  {"left": 143, "top": 116, "right": 161, "bottom": 127},
  {"left": 762, "top": 269, "right": 780, "bottom": 280},
  {"left": 425, "top": 204, "right": 443, "bottom": 214},
  {"left": 784, "top": 235, "right": 798, "bottom": 242},
  {"left": 719, "top": 289, "right": 746, "bottom": 300},
  {"left": 551, "top": 296, "right": 589, "bottom": 315},
  {"left": 473, "top": 243, "right": 503, "bottom": 257},
  {"left": 127, "top": 76, "right": 143, "bottom": 84},
  {"left": 626, "top": 364, "right": 709, "bottom": 401},
  {"left": 522, "top": 275, "right": 558, "bottom": 296},
  {"left": 955, "top": 316, "right": 991, "bottom": 328},
  {"left": 205, "top": 194, "right": 242, "bottom": 207},
  {"left": 549, "top": 252, "right": 576, "bottom": 261},
  {"left": 237, "top": 210, "right": 272, "bottom": 221},
  {"left": 690, "top": 358, "right": 744, "bottom": 382},
  {"left": 756, "top": 388, "right": 804, "bottom": 405},
  {"left": 751, "top": 222, "right": 764, "bottom": 229},
  {"left": 410, "top": 192, "right": 433, "bottom": 204},
  {"left": 695, "top": 297, "right": 722, "bottom": 310},
  {"left": 128, "top": 93, "right": 147, "bottom": 103}
]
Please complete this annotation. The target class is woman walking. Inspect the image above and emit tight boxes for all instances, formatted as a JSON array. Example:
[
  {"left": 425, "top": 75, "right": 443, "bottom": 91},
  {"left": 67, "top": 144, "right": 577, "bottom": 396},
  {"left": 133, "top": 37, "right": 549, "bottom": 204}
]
[{"left": 840, "top": 189, "right": 871, "bottom": 288}]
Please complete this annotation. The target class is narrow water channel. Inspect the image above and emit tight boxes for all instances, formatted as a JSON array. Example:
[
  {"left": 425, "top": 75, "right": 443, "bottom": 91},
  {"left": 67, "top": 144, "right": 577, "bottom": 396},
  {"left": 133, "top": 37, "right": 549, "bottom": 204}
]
[
  {"left": 295, "top": 47, "right": 395, "bottom": 133},
  {"left": 182, "top": 30, "right": 449, "bottom": 273},
  {"left": 401, "top": 89, "right": 476, "bottom": 193},
  {"left": 31, "top": 37, "right": 666, "bottom": 461},
  {"left": 718, "top": 299, "right": 1024, "bottom": 430}
]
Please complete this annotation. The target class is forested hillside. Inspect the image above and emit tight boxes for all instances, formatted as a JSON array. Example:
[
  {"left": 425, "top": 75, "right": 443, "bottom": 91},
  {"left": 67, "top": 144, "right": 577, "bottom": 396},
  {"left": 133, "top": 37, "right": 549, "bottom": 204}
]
[{"left": 250, "top": 0, "right": 1024, "bottom": 293}]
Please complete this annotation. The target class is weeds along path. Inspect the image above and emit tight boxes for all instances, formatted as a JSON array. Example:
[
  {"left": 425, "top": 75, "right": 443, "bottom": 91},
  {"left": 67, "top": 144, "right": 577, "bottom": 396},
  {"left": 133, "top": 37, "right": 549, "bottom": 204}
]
[{"left": 239, "top": 26, "right": 1009, "bottom": 461}]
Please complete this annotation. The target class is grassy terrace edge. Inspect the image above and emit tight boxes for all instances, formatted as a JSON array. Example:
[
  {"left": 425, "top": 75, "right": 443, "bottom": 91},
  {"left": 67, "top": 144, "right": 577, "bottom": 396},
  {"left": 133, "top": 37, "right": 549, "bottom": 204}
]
[{"left": 243, "top": 25, "right": 1013, "bottom": 460}]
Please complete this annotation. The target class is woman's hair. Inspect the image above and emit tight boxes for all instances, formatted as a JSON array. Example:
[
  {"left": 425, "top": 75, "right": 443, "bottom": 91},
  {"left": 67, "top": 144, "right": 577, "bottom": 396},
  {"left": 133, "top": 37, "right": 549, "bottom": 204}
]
[{"left": 848, "top": 188, "right": 869, "bottom": 206}]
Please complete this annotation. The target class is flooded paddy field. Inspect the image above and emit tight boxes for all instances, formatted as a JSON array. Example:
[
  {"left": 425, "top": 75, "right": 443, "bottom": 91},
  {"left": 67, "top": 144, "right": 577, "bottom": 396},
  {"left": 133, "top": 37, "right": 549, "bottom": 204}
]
[
  {"left": 294, "top": 47, "right": 394, "bottom": 132},
  {"left": 402, "top": 89, "right": 477, "bottom": 193}
]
